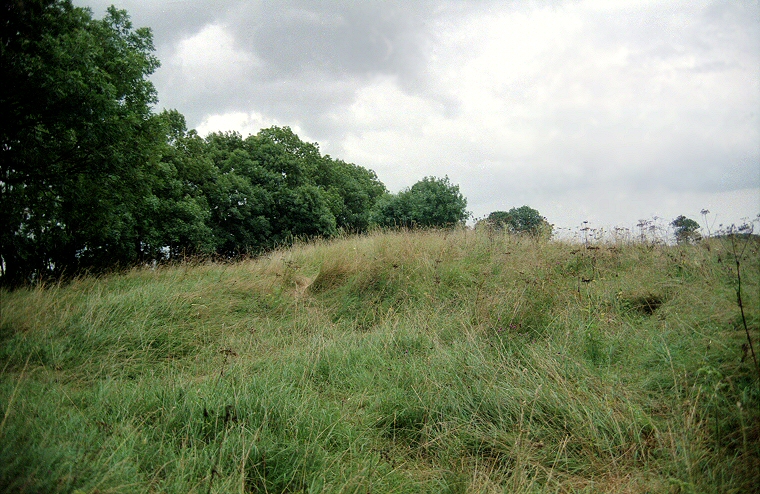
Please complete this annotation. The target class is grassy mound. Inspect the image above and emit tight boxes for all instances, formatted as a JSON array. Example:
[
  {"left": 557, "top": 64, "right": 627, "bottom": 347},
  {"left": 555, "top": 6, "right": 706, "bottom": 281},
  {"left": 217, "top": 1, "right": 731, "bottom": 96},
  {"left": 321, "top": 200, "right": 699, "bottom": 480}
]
[{"left": 1, "top": 229, "right": 758, "bottom": 493}]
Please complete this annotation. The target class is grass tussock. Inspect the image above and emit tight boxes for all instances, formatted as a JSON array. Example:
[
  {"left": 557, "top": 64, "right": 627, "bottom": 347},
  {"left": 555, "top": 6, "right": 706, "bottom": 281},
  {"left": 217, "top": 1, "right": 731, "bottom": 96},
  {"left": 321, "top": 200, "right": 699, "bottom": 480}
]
[{"left": 1, "top": 228, "right": 758, "bottom": 493}]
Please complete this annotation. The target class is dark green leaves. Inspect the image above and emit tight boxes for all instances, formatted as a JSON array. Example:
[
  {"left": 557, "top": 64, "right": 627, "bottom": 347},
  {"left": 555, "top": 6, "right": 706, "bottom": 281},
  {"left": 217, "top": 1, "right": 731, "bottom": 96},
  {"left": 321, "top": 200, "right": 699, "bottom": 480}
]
[
  {"left": 0, "top": 2, "right": 469, "bottom": 285},
  {"left": 671, "top": 215, "right": 701, "bottom": 244},
  {"left": 1, "top": 1, "right": 162, "bottom": 282},
  {"left": 485, "top": 206, "right": 552, "bottom": 237},
  {"left": 370, "top": 176, "right": 469, "bottom": 229}
]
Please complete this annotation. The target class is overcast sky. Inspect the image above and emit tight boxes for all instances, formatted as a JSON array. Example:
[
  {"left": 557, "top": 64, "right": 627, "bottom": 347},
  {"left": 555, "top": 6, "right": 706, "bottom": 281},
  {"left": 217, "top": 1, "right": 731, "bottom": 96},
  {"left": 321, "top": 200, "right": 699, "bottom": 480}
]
[{"left": 76, "top": 0, "right": 759, "bottom": 235}]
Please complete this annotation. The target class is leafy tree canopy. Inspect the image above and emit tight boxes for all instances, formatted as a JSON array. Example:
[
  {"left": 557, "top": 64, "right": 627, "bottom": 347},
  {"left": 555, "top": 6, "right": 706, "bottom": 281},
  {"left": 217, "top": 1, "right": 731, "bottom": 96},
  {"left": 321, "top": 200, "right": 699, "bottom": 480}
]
[
  {"left": 0, "top": 1, "right": 465, "bottom": 286},
  {"left": 1, "top": 0, "right": 163, "bottom": 283},
  {"left": 371, "top": 176, "right": 469, "bottom": 228},
  {"left": 671, "top": 215, "right": 701, "bottom": 244},
  {"left": 485, "top": 206, "right": 552, "bottom": 238}
]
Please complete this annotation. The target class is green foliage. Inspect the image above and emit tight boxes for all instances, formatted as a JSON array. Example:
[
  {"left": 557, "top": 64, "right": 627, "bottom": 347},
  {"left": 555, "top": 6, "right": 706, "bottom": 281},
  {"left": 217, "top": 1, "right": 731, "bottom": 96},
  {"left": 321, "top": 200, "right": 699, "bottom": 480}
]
[
  {"left": 316, "top": 159, "right": 387, "bottom": 232},
  {"left": 276, "top": 184, "right": 337, "bottom": 240},
  {"left": 135, "top": 110, "right": 217, "bottom": 259},
  {"left": 200, "top": 127, "right": 386, "bottom": 251},
  {"left": 1, "top": 1, "right": 162, "bottom": 282},
  {"left": 671, "top": 215, "right": 702, "bottom": 244},
  {"left": 370, "top": 176, "right": 469, "bottom": 228},
  {"left": 485, "top": 206, "right": 553, "bottom": 238},
  {"left": 0, "top": 2, "right": 395, "bottom": 285}
]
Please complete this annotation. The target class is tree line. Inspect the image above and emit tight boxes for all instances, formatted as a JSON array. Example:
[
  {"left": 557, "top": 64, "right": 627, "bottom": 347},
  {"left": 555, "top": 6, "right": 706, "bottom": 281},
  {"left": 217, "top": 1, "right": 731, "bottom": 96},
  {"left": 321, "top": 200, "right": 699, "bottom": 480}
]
[
  {"left": 1, "top": 1, "right": 473, "bottom": 286},
  {"left": 4, "top": 2, "right": 721, "bottom": 287}
]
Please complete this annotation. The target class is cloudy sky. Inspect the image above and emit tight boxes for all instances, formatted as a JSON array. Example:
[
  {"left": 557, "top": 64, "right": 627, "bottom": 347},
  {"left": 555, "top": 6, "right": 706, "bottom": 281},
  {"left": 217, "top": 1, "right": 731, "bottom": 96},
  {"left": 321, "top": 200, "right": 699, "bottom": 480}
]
[{"left": 76, "top": 0, "right": 759, "bottom": 234}]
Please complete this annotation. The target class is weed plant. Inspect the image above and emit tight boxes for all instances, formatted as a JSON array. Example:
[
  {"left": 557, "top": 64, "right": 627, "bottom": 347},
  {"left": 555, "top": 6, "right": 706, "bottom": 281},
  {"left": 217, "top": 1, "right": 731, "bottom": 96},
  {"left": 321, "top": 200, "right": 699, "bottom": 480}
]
[{"left": 1, "top": 228, "right": 758, "bottom": 493}]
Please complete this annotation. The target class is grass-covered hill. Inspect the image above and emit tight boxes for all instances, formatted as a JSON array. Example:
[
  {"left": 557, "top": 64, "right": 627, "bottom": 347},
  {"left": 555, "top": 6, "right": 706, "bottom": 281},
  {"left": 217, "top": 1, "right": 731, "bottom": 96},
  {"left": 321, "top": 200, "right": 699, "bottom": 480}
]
[{"left": 1, "top": 229, "right": 758, "bottom": 493}]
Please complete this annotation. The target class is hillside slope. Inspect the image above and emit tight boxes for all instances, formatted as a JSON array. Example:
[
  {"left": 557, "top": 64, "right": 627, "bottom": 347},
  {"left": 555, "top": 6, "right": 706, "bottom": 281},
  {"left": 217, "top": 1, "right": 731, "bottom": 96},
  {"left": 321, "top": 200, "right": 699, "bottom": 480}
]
[{"left": 1, "top": 229, "right": 758, "bottom": 493}]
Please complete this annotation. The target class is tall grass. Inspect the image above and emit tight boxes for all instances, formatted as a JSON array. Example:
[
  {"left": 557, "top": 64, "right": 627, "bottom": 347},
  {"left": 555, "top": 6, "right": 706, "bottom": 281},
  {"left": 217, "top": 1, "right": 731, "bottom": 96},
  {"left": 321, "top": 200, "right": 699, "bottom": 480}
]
[{"left": 1, "top": 228, "right": 757, "bottom": 493}]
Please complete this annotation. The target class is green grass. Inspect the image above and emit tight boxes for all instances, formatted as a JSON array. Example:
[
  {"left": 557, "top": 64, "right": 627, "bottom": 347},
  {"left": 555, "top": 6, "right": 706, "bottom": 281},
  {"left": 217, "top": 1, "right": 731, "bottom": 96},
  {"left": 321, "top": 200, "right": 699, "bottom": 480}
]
[{"left": 1, "top": 228, "right": 758, "bottom": 493}]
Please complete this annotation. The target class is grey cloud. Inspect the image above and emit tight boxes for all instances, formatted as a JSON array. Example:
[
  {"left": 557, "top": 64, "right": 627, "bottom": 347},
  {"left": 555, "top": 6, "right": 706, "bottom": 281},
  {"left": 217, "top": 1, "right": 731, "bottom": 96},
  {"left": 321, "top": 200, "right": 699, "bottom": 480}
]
[
  {"left": 73, "top": 0, "right": 517, "bottom": 135},
  {"left": 68, "top": 0, "right": 760, "bottom": 229},
  {"left": 228, "top": 2, "right": 429, "bottom": 79},
  {"left": 648, "top": 149, "right": 760, "bottom": 193},
  {"left": 148, "top": 1, "right": 440, "bottom": 137},
  {"left": 219, "top": 1, "right": 438, "bottom": 131},
  {"left": 77, "top": 0, "right": 238, "bottom": 46}
]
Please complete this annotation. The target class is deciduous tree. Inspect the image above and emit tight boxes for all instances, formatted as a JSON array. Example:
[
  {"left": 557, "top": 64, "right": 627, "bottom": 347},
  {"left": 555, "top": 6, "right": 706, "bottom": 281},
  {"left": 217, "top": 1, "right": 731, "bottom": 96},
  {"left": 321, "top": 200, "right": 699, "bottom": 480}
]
[
  {"left": 485, "top": 206, "right": 552, "bottom": 238},
  {"left": 671, "top": 215, "right": 701, "bottom": 244},
  {"left": 1, "top": 1, "right": 162, "bottom": 282},
  {"left": 371, "top": 176, "right": 469, "bottom": 228}
]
